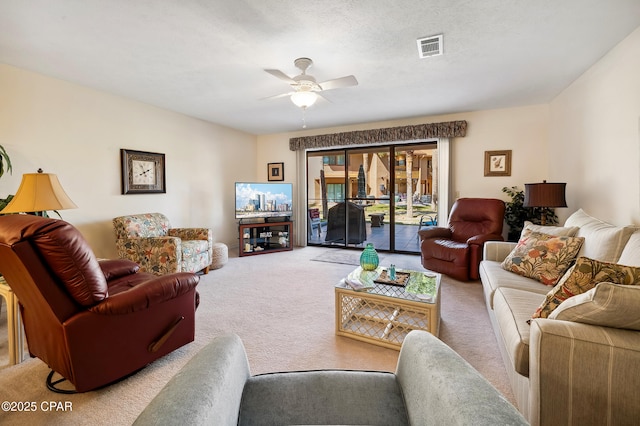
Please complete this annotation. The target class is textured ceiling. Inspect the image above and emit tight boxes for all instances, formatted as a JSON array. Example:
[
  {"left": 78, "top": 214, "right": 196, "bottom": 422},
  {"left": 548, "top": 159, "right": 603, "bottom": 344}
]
[{"left": 1, "top": 1, "right": 639, "bottom": 135}]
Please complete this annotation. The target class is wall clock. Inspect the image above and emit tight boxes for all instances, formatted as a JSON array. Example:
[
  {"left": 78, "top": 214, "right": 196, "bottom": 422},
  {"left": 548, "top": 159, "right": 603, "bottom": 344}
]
[{"left": 121, "top": 149, "right": 166, "bottom": 194}]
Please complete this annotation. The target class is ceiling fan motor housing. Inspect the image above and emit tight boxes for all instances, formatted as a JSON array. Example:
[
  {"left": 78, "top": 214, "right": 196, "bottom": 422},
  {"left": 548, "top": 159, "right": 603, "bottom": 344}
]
[{"left": 294, "top": 57, "right": 313, "bottom": 72}]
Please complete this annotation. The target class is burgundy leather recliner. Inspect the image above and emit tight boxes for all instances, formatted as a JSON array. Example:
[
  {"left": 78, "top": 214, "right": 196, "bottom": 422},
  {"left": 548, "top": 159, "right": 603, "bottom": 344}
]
[
  {"left": 418, "top": 198, "right": 505, "bottom": 281},
  {"left": 0, "top": 215, "right": 199, "bottom": 392}
]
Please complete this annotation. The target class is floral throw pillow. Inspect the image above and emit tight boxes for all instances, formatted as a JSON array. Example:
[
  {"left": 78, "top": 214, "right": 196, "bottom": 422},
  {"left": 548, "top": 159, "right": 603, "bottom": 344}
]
[
  {"left": 531, "top": 257, "right": 640, "bottom": 320},
  {"left": 501, "top": 230, "right": 584, "bottom": 286}
]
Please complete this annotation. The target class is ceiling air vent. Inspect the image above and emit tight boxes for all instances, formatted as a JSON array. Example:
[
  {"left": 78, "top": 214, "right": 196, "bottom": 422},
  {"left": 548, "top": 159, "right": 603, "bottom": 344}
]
[{"left": 417, "top": 34, "right": 443, "bottom": 58}]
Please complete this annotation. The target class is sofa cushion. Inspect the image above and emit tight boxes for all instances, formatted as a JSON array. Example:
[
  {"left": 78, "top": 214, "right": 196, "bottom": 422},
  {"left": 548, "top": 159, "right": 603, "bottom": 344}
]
[
  {"left": 617, "top": 231, "right": 640, "bottom": 267},
  {"left": 480, "top": 260, "right": 550, "bottom": 309},
  {"left": 239, "top": 370, "right": 408, "bottom": 426},
  {"left": 501, "top": 230, "right": 584, "bottom": 286},
  {"left": 521, "top": 221, "right": 579, "bottom": 237},
  {"left": 532, "top": 257, "right": 640, "bottom": 320},
  {"left": 493, "top": 287, "right": 546, "bottom": 377},
  {"left": 550, "top": 282, "right": 640, "bottom": 330},
  {"left": 113, "top": 213, "right": 171, "bottom": 239},
  {"left": 564, "top": 209, "right": 636, "bottom": 263}
]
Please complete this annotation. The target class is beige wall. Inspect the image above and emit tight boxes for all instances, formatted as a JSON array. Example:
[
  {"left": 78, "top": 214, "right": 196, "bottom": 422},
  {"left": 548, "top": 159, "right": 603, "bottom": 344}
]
[
  {"left": 257, "top": 104, "right": 550, "bottom": 212},
  {"left": 258, "top": 27, "right": 640, "bottom": 229},
  {"left": 1, "top": 24, "right": 637, "bottom": 259},
  {"left": 0, "top": 64, "right": 257, "bottom": 257},
  {"left": 549, "top": 27, "right": 640, "bottom": 225}
]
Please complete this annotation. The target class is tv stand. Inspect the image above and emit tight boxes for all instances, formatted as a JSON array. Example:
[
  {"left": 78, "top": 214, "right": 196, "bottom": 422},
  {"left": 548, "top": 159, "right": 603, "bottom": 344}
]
[{"left": 239, "top": 221, "right": 293, "bottom": 256}]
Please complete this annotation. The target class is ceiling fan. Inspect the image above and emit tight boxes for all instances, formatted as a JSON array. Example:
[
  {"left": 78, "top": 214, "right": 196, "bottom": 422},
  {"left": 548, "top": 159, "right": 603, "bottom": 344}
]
[{"left": 264, "top": 57, "right": 358, "bottom": 109}]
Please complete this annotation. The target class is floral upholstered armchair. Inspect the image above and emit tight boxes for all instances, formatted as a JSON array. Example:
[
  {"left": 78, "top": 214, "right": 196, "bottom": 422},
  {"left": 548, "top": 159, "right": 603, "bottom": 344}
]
[{"left": 113, "top": 213, "right": 213, "bottom": 275}]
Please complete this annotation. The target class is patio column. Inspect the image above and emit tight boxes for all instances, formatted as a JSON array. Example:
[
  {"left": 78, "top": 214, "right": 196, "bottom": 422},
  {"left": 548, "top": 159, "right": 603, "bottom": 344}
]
[{"left": 406, "top": 150, "right": 414, "bottom": 218}]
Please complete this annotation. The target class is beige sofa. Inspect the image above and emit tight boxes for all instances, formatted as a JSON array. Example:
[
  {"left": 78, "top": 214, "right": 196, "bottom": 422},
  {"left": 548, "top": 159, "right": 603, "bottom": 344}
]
[{"left": 480, "top": 209, "right": 640, "bottom": 425}]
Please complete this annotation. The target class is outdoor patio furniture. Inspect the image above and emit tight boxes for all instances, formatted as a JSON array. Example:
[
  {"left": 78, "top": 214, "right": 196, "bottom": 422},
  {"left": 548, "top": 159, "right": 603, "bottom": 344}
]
[
  {"left": 369, "top": 213, "right": 385, "bottom": 227},
  {"left": 308, "top": 208, "right": 322, "bottom": 238},
  {"left": 325, "top": 202, "right": 366, "bottom": 244}
]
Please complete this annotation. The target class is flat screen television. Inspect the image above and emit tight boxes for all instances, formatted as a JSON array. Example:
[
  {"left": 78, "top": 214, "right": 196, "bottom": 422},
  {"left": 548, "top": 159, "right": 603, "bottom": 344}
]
[{"left": 235, "top": 182, "right": 293, "bottom": 220}]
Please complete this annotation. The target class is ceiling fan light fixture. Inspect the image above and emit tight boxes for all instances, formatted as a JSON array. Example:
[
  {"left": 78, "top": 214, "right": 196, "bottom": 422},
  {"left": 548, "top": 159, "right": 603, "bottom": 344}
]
[{"left": 290, "top": 91, "right": 318, "bottom": 109}]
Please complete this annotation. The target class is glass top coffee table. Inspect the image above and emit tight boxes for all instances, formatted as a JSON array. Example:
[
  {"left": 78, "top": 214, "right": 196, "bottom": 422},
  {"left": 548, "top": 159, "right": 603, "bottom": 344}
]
[{"left": 335, "top": 266, "right": 441, "bottom": 350}]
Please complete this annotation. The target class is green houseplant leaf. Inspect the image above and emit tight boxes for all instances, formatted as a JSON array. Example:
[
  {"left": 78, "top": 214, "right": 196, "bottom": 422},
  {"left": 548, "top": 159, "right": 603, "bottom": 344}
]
[
  {"left": 502, "top": 186, "right": 558, "bottom": 241},
  {"left": 0, "top": 145, "right": 12, "bottom": 179}
]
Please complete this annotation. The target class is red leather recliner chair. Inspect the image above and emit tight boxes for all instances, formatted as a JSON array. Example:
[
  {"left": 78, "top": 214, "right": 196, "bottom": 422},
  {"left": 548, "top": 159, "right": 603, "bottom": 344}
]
[
  {"left": 0, "top": 215, "right": 199, "bottom": 392},
  {"left": 418, "top": 198, "right": 505, "bottom": 281}
]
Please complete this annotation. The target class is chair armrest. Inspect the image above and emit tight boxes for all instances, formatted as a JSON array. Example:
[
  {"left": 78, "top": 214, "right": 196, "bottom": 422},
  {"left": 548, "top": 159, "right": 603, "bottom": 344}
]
[
  {"left": 89, "top": 273, "right": 199, "bottom": 315},
  {"left": 169, "top": 228, "right": 213, "bottom": 241},
  {"left": 418, "top": 227, "right": 452, "bottom": 241},
  {"left": 396, "top": 330, "right": 526, "bottom": 425},
  {"left": 98, "top": 259, "right": 140, "bottom": 281},
  {"left": 467, "top": 233, "right": 504, "bottom": 246},
  {"left": 483, "top": 241, "right": 517, "bottom": 262},
  {"left": 134, "top": 334, "right": 250, "bottom": 426},
  {"left": 529, "top": 319, "right": 640, "bottom": 426}
]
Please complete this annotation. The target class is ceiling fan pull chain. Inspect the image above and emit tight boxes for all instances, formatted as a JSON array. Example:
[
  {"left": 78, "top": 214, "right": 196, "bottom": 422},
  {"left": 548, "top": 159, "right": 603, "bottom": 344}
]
[{"left": 301, "top": 107, "right": 308, "bottom": 129}]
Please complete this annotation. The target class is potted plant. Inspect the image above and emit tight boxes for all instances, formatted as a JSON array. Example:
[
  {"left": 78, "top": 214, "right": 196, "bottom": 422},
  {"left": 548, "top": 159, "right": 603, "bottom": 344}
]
[
  {"left": 502, "top": 186, "right": 558, "bottom": 241},
  {"left": 0, "top": 145, "right": 13, "bottom": 211}
]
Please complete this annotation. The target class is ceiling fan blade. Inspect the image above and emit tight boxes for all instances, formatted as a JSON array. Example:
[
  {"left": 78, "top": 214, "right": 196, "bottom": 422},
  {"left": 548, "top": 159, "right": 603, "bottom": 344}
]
[
  {"left": 260, "top": 92, "right": 294, "bottom": 101},
  {"left": 316, "top": 92, "right": 331, "bottom": 103},
  {"left": 319, "top": 75, "right": 358, "bottom": 91},
  {"left": 264, "top": 69, "right": 296, "bottom": 84}
]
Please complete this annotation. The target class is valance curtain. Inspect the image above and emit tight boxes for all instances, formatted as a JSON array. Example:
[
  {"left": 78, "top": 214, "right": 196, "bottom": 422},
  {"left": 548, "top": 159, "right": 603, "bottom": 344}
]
[{"left": 289, "top": 120, "right": 467, "bottom": 151}]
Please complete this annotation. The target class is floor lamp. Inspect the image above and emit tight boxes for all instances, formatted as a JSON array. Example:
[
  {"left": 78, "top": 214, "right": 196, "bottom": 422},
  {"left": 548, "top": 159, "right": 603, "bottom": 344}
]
[
  {"left": 523, "top": 180, "right": 567, "bottom": 225},
  {"left": 0, "top": 169, "right": 77, "bottom": 216}
]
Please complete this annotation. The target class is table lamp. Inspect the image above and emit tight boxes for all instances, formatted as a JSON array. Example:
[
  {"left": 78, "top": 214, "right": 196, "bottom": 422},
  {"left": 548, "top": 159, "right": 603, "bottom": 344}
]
[
  {"left": 0, "top": 169, "right": 77, "bottom": 216},
  {"left": 523, "top": 180, "right": 567, "bottom": 225}
]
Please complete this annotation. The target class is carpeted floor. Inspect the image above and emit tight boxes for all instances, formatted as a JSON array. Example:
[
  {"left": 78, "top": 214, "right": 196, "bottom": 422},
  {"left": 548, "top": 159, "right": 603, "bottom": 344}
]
[
  {"left": 310, "top": 248, "right": 385, "bottom": 266},
  {"left": 0, "top": 246, "right": 513, "bottom": 425}
]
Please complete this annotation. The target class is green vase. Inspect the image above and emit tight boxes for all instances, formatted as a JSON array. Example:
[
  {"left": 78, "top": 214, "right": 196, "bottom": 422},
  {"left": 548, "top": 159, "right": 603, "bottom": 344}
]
[{"left": 360, "top": 243, "right": 379, "bottom": 271}]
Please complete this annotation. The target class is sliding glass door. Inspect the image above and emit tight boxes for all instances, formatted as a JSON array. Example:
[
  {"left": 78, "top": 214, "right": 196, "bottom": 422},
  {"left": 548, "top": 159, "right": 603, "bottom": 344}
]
[
  {"left": 306, "top": 141, "right": 437, "bottom": 253},
  {"left": 391, "top": 144, "right": 438, "bottom": 252}
]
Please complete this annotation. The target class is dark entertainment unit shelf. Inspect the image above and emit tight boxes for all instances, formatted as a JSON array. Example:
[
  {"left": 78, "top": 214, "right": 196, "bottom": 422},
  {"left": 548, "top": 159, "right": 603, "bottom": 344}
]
[{"left": 239, "top": 221, "right": 293, "bottom": 256}]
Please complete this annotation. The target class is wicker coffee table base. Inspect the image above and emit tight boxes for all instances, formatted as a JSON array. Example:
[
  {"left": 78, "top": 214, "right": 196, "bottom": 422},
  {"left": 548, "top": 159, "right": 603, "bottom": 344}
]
[{"left": 335, "top": 284, "right": 441, "bottom": 350}]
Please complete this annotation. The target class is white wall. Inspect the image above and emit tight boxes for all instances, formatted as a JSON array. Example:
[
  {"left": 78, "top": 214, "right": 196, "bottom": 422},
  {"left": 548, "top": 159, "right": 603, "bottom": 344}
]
[
  {"left": 549, "top": 27, "right": 640, "bottom": 225},
  {"left": 0, "top": 64, "right": 257, "bottom": 257}
]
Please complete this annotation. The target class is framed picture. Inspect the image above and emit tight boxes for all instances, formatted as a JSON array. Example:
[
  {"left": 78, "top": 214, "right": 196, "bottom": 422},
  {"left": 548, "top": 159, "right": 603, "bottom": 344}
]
[
  {"left": 484, "top": 150, "right": 512, "bottom": 177},
  {"left": 121, "top": 149, "right": 166, "bottom": 194},
  {"left": 267, "top": 162, "right": 284, "bottom": 181}
]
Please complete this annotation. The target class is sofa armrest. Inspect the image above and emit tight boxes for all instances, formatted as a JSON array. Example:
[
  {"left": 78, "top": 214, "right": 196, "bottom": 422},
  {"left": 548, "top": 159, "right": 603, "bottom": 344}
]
[
  {"left": 134, "top": 334, "right": 250, "bottom": 426},
  {"left": 467, "top": 233, "right": 504, "bottom": 246},
  {"left": 396, "top": 331, "right": 527, "bottom": 425},
  {"left": 483, "top": 241, "right": 517, "bottom": 262},
  {"left": 529, "top": 319, "right": 640, "bottom": 426}
]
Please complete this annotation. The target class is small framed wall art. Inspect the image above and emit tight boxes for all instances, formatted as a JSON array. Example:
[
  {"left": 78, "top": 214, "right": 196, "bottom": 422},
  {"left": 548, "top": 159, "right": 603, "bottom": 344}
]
[
  {"left": 121, "top": 149, "right": 166, "bottom": 194},
  {"left": 484, "top": 150, "right": 512, "bottom": 177},
  {"left": 267, "top": 162, "right": 284, "bottom": 181}
]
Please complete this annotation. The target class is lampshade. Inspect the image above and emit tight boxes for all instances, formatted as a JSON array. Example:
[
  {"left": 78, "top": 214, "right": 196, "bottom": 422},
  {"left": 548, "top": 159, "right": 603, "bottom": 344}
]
[
  {"left": 1, "top": 169, "right": 78, "bottom": 214},
  {"left": 290, "top": 90, "right": 318, "bottom": 109},
  {"left": 523, "top": 181, "right": 567, "bottom": 208}
]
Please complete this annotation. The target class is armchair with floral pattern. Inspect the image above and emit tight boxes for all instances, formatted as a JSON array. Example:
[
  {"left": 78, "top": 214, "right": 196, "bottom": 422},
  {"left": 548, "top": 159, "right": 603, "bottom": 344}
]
[{"left": 113, "top": 213, "right": 213, "bottom": 275}]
